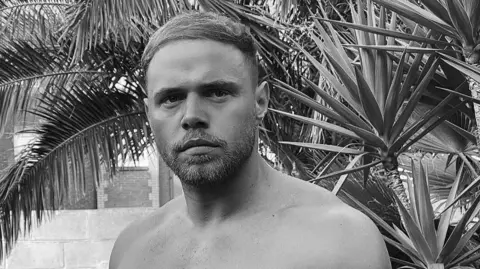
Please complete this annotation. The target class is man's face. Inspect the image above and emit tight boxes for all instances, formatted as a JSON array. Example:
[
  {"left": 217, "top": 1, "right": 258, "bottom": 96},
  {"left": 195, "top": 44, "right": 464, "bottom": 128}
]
[{"left": 146, "top": 39, "right": 265, "bottom": 187}]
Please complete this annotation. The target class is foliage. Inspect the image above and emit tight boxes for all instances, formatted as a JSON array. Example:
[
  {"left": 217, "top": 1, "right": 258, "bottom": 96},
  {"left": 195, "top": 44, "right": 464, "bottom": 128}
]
[{"left": 344, "top": 158, "right": 480, "bottom": 269}]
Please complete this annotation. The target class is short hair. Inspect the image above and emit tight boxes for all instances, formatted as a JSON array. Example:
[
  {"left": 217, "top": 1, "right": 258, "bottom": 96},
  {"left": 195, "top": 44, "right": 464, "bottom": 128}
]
[{"left": 141, "top": 11, "right": 259, "bottom": 87}]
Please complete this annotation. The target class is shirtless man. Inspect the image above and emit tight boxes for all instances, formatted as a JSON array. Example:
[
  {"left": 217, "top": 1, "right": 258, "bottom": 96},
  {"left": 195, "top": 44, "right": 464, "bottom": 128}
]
[{"left": 109, "top": 11, "right": 391, "bottom": 269}]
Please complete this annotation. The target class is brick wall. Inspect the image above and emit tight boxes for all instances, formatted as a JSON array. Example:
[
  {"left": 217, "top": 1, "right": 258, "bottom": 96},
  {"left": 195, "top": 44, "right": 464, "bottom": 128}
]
[
  {"left": 101, "top": 168, "right": 152, "bottom": 208},
  {"left": 4, "top": 208, "right": 157, "bottom": 269}
]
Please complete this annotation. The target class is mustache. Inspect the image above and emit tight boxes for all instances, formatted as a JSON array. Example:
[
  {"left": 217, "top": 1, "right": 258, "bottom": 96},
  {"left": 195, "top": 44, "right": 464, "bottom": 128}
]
[{"left": 172, "top": 131, "right": 227, "bottom": 152}]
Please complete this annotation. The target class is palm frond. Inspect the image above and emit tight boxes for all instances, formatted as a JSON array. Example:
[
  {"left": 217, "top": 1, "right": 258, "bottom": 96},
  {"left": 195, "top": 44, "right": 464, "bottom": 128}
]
[
  {"left": 0, "top": 0, "right": 72, "bottom": 42},
  {"left": 0, "top": 79, "right": 153, "bottom": 260},
  {"left": 0, "top": 38, "right": 123, "bottom": 135},
  {"left": 58, "top": 0, "right": 190, "bottom": 62}
]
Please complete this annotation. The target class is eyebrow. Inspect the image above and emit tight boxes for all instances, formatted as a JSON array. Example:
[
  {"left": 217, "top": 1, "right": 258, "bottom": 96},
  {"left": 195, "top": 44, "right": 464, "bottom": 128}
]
[{"left": 153, "top": 80, "right": 241, "bottom": 99}]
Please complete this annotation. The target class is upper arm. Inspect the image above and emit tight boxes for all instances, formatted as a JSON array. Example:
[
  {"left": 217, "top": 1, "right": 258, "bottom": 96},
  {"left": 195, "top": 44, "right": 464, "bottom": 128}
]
[
  {"left": 109, "top": 224, "right": 134, "bottom": 269},
  {"left": 329, "top": 206, "right": 391, "bottom": 269}
]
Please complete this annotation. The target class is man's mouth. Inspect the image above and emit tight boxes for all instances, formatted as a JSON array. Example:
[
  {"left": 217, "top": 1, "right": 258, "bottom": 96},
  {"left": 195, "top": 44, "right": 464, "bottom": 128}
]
[{"left": 180, "top": 138, "right": 220, "bottom": 152}]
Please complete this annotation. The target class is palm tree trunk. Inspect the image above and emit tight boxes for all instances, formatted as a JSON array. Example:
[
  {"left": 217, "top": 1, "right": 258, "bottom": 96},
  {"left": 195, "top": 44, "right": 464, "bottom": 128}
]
[
  {"left": 468, "top": 76, "right": 480, "bottom": 146},
  {"left": 382, "top": 156, "right": 410, "bottom": 211}
]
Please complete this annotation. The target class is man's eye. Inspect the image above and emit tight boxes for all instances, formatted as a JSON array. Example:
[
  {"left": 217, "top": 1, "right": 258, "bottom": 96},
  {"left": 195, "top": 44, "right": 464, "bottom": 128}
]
[
  {"left": 210, "top": 89, "right": 229, "bottom": 98},
  {"left": 161, "top": 95, "right": 183, "bottom": 105}
]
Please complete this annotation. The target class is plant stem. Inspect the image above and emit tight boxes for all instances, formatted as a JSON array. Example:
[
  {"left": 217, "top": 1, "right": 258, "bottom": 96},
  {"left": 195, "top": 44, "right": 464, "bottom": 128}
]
[
  {"left": 383, "top": 157, "right": 410, "bottom": 211},
  {"left": 469, "top": 76, "right": 480, "bottom": 147}
]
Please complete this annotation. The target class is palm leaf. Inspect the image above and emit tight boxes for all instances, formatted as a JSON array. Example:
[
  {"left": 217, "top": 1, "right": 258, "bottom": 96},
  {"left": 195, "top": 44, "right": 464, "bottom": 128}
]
[
  {"left": 316, "top": 18, "right": 456, "bottom": 48},
  {"left": 0, "top": 39, "right": 122, "bottom": 135},
  {"left": 444, "top": 0, "right": 475, "bottom": 47},
  {"left": 59, "top": 0, "right": 189, "bottom": 62},
  {"left": 0, "top": 0, "right": 71, "bottom": 41},
  {"left": 371, "top": 0, "right": 460, "bottom": 39},
  {"left": 0, "top": 80, "right": 153, "bottom": 260}
]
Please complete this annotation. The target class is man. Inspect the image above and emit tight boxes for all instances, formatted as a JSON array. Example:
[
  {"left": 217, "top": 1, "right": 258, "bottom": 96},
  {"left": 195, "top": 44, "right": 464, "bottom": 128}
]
[{"left": 109, "top": 11, "right": 391, "bottom": 269}]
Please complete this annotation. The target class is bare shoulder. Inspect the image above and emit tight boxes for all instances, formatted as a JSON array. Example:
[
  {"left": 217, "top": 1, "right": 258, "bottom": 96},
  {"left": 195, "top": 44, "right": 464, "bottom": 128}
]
[
  {"left": 302, "top": 203, "right": 391, "bottom": 269},
  {"left": 108, "top": 195, "right": 185, "bottom": 269},
  {"left": 276, "top": 175, "right": 391, "bottom": 269}
]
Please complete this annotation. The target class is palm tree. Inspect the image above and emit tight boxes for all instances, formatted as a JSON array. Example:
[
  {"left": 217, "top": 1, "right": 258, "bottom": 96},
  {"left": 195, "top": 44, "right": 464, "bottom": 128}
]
[
  {"left": 271, "top": 1, "right": 472, "bottom": 211},
  {"left": 369, "top": 0, "right": 480, "bottom": 145}
]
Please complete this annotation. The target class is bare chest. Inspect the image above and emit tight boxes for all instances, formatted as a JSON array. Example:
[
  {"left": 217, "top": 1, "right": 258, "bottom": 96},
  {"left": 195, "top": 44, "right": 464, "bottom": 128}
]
[{"left": 117, "top": 216, "right": 334, "bottom": 269}]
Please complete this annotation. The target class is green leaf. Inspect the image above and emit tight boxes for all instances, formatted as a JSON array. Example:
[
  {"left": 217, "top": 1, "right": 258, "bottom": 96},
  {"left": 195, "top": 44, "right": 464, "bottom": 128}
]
[
  {"left": 398, "top": 49, "right": 426, "bottom": 110},
  {"left": 313, "top": 160, "right": 382, "bottom": 181},
  {"left": 443, "top": 121, "right": 476, "bottom": 144},
  {"left": 391, "top": 94, "right": 456, "bottom": 152},
  {"left": 463, "top": 0, "right": 480, "bottom": 35},
  {"left": 303, "top": 78, "right": 372, "bottom": 131},
  {"left": 272, "top": 79, "right": 346, "bottom": 124},
  {"left": 343, "top": 44, "right": 443, "bottom": 53},
  {"left": 332, "top": 153, "right": 367, "bottom": 195},
  {"left": 411, "top": 160, "right": 438, "bottom": 258},
  {"left": 311, "top": 17, "right": 354, "bottom": 78},
  {"left": 445, "top": 0, "right": 475, "bottom": 46},
  {"left": 405, "top": 166, "right": 420, "bottom": 226},
  {"left": 384, "top": 50, "right": 407, "bottom": 137},
  {"left": 393, "top": 193, "right": 435, "bottom": 264},
  {"left": 385, "top": 237, "right": 426, "bottom": 268},
  {"left": 371, "top": 0, "right": 460, "bottom": 38},
  {"left": 316, "top": 18, "right": 456, "bottom": 48},
  {"left": 278, "top": 141, "right": 365, "bottom": 155},
  {"left": 439, "top": 53, "right": 480, "bottom": 83},
  {"left": 420, "top": 0, "right": 453, "bottom": 25},
  {"left": 350, "top": 0, "right": 375, "bottom": 89},
  {"left": 450, "top": 244, "right": 480, "bottom": 267},
  {"left": 444, "top": 218, "right": 480, "bottom": 264},
  {"left": 436, "top": 163, "right": 463, "bottom": 254},
  {"left": 268, "top": 108, "right": 362, "bottom": 140},
  {"left": 344, "top": 123, "right": 387, "bottom": 149},
  {"left": 311, "top": 16, "right": 354, "bottom": 77},
  {"left": 354, "top": 68, "right": 384, "bottom": 134},
  {"left": 438, "top": 191, "right": 480, "bottom": 262},
  {"left": 436, "top": 85, "right": 480, "bottom": 106},
  {"left": 390, "top": 56, "right": 440, "bottom": 144},
  {"left": 398, "top": 100, "right": 466, "bottom": 153}
]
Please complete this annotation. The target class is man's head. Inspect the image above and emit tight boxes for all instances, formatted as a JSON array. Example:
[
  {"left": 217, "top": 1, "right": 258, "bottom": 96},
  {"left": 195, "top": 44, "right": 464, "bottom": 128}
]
[
  {"left": 141, "top": 11, "right": 259, "bottom": 87},
  {"left": 142, "top": 11, "right": 269, "bottom": 187}
]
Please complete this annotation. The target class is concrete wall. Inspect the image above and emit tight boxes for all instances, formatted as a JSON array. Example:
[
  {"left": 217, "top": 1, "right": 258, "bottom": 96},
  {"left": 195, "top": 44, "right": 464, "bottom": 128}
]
[{"left": 4, "top": 208, "right": 157, "bottom": 269}]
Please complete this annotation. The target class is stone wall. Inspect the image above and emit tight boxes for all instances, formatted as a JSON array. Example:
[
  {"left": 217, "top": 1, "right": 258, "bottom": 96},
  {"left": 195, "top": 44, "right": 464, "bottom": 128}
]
[{"left": 3, "top": 208, "right": 157, "bottom": 269}]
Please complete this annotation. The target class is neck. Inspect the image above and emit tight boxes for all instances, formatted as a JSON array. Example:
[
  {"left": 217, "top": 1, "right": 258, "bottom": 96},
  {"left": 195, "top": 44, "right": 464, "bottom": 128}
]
[{"left": 180, "top": 153, "right": 272, "bottom": 227}]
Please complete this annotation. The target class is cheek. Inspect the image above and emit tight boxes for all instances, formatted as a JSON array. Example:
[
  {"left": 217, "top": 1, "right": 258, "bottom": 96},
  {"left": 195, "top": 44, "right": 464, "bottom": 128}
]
[
  {"left": 150, "top": 116, "right": 176, "bottom": 146},
  {"left": 217, "top": 107, "right": 255, "bottom": 139}
]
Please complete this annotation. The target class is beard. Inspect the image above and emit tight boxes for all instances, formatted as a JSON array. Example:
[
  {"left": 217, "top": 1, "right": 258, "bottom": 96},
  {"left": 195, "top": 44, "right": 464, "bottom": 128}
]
[{"left": 157, "top": 116, "right": 257, "bottom": 187}]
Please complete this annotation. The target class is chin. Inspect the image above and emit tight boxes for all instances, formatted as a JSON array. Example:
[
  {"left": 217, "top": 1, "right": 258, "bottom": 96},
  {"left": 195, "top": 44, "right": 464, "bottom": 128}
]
[{"left": 176, "top": 164, "right": 230, "bottom": 187}]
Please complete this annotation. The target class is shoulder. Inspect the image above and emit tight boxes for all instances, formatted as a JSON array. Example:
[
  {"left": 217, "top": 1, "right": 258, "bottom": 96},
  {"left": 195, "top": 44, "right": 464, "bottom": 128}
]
[
  {"left": 108, "top": 196, "right": 185, "bottom": 269},
  {"left": 289, "top": 201, "right": 391, "bottom": 269},
  {"left": 276, "top": 176, "right": 391, "bottom": 268}
]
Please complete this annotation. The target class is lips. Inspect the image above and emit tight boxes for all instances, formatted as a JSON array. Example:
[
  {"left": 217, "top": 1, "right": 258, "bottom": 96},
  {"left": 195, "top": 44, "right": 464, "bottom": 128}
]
[{"left": 180, "top": 138, "right": 219, "bottom": 152}]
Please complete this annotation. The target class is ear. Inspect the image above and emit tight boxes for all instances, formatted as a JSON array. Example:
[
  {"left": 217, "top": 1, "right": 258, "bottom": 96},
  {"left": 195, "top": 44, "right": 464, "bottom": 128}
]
[{"left": 254, "top": 81, "right": 270, "bottom": 122}]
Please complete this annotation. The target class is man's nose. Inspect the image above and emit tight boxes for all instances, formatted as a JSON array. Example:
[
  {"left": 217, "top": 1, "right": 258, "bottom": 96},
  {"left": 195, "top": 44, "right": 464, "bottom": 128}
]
[{"left": 180, "top": 94, "right": 209, "bottom": 130}]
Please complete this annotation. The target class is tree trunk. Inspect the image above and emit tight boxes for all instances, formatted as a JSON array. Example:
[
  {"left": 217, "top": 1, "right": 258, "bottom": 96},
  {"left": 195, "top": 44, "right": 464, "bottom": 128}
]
[
  {"left": 382, "top": 156, "right": 410, "bottom": 211},
  {"left": 468, "top": 76, "right": 480, "bottom": 147}
]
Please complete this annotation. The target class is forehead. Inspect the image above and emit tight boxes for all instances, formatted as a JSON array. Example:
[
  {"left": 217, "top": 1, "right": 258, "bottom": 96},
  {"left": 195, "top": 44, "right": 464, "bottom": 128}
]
[{"left": 146, "top": 39, "right": 250, "bottom": 93}]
